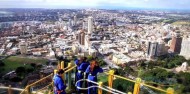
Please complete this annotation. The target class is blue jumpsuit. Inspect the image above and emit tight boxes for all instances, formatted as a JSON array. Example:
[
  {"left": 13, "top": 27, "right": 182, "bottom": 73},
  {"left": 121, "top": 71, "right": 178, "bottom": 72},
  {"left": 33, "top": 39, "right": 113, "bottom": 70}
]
[
  {"left": 53, "top": 74, "right": 67, "bottom": 94},
  {"left": 76, "top": 62, "right": 90, "bottom": 89},
  {"left": 85, "top": 65, "right": 103, "bottom": 94}
]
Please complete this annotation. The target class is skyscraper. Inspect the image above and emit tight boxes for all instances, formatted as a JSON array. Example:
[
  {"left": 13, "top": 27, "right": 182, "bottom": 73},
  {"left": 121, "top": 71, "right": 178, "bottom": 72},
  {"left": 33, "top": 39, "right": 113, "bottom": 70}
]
[
  {"left": 169, "top": 32, "right": 182, "bottom": 53},
  {"left": 147, "top": 41, "right": 158, "bottom": 59},
  {"left": 74, "top": 15, "right": 77, "bottom": 26},
  {"left": 180, "top": 36, "right": 190, "bottom": 59},
  {"left": 77, "top": 30, "right": 85, "bottom": 45},
  {"left": 88, "top": 16, "right": 93, "bottom": 34},
  {"left": 68, "top": 19, "right": 72, "bottom": 27}
]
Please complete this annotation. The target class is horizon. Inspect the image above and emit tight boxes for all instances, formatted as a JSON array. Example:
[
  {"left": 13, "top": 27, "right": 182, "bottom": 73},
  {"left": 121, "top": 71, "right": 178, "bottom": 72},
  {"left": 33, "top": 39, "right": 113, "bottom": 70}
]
[{"left": 0, "top": 0, "right": 190, "bottom": 10}]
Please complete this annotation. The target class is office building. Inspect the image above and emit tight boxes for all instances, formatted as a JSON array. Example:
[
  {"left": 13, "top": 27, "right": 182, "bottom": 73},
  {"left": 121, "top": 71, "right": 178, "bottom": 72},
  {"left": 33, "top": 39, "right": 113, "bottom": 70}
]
[
  {"left": 81, "top": 31, "right": 85, "bottom": 45},
  {"left": 180, "top": 37, "right": 190, "bottom": 59},
  {"left": 169, "top": 32, "right": 182, "bottom": 53},
  {"left": 88, "top": 16, "right": 93, "bottom": 34},
  {"left": 147, "top": 41, "right": 158, "bottom": 59},
  {"left": 156, "top": 42, "right": 168, "bottom": 56},
  {"left": 74, "top": 16, "right": 77, "bottom": 26}
]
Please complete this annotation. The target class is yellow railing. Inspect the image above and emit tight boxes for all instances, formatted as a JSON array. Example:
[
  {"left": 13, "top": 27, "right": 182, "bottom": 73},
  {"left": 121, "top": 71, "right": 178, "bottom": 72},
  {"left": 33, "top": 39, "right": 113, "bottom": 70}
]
[
  {"left": 0, "top": 85, "right": 24, "bottom": 94},
  {"left": 20, "top": 61, "right": 174, "bottom": 94},
  {"left": 20, "top": 73, "right": 54, "bottom": 94},
  {"left": 104, "top": 70, "right": 174, "bottom": 94},
  {"left": 20, "top": 61, "right": 76, "bottom": 94}
]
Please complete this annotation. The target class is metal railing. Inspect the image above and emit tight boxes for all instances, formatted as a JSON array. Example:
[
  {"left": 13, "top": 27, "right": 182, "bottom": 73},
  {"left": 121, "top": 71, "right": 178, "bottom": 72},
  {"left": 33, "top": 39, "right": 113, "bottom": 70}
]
[
  {"left": 75, "top": 79, "right": 131, "bottom": 94},
  {"left": 0, "top": 85, "right": 24, "bottom": 94},
  {"left": 104, "top": 70, "right": 174, "bottom": 94},
  {"left": 20, "top": 61, "right": 76, "bottom": 94},
  {"left": 19, "top": 61, "right": 174, "bottom": 94}
]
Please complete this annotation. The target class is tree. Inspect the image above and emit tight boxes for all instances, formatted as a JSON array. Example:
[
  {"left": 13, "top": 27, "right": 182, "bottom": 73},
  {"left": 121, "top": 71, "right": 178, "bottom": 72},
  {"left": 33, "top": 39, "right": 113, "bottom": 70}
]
[
  {"left": 0, "top": 60, "right": 5, "bottom": 67},
  {"left": 26, "top": 67, "right": 34, "bottom": 73},
  {"left": 113, "top": 79, "right": 134, "bottom": 93},
  {"left": 15, "top": 66, "right": 26, "bottom": 76},
  {"left": 87, "top": 56, "right": 94, "bottom": 61},
  {"left": 10, "top": 77, "right": 22, "bottom": 82},
  {"left": 124, "top": 66, "right": 134, "bottom": 75},
  {"left": 30, "top": 63, "right": 36, "bottom": 68}
]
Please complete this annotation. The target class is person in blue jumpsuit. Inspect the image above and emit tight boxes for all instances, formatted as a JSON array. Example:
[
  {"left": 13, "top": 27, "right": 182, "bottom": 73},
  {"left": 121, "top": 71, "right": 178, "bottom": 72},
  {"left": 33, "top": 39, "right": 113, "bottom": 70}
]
[
  {"left": 85, "top": 60, "right": 103, "bottom": 94},
  {"left": 75, "top": 57, "right": 90, "bottom": 93},
  {"left": 53, "top": 69, "right": 67, "bottom": 94}
]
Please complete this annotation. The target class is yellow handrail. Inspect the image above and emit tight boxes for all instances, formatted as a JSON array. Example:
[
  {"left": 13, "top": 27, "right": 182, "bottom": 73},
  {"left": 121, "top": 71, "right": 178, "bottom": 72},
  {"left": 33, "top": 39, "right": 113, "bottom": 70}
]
[
  {"left": 20, "top": 73, "right": 53, "bottom": 94},
  {"left": 27, "top": 73, "right": 53, "bottom": 87},
  {"left": 35, "top": 82, "right": 53, "bottom": 93},
  {"left": 20, "top": 64, "right": 174, "bottom": 94},
  {"left": 104, "top": 71, "right": 171, "bottom": 94},
  {"left": 20, "top": 64, "right": 76, "bottom": 94}
]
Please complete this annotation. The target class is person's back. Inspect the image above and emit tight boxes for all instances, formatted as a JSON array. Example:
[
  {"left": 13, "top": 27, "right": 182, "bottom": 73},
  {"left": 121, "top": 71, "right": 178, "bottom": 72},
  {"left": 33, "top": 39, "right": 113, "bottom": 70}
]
[
  {"left": 75, "top": 57, "right": 89, "bottom": 93},
  {"left": 79, "top": 62, "right": 90, "bottom": 72},
  {"left": 53, "top": 69, "right": 67, "bottom": 94},
  {"left": 85, "top": 60, "right": 103, "bottom": 94}
]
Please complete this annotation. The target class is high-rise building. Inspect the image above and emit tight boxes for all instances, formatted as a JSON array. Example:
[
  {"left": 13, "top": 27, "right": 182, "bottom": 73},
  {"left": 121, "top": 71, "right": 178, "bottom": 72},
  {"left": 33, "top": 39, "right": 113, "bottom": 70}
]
[
  {"left": 19, "top": 41, "right": 27, "bottom": 55},
  {"left": 180, "top": 37, "right": 190, "bottom": 59},
  {"left": 68, "top": 19, "right": 72, "bottom": 27},
  {"left": 88, "top": 16, "right": 93, "bottom": 34},
  {"left": 156, "top": 42, "right": 168, "bottom": 56},
  {"left": 169, "top": 32, "right": 182, "bottom": 53},
  {"left": 77, "top": 30, "right": 85, "bottom": 45},
  {"left": 147, "top": 41, "right": 158, "bottom": 59},
  {"left": 74, "top": 16, "right": 77, "bottom": 26},
  {"left": 78, "top": 33, "right": 81, "bottom": 45},
  {"left": 81, "top": 32, "right": 85, "bottom": 45}
]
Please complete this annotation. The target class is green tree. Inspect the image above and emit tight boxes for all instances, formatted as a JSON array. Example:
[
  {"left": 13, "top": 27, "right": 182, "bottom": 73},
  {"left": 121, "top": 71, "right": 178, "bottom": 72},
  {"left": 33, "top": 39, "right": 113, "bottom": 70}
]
[
  {"left": 0, "top": 60, "right": 5, "bottom": 67},
  {"left": 15, "top": 66, "right": 26, "bottom": 77},
  {"left": 30, "top": 63, "right": 36, "bottom": 68},
  {"left": 113, "top": 79, "right": 134, "bottom": 93}
]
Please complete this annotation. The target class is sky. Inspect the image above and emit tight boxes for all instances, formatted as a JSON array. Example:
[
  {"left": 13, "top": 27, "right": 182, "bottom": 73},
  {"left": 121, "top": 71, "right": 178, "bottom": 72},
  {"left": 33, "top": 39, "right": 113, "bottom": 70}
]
[{"left": 0, "top": 0, "right": 190, "bottom": 10}]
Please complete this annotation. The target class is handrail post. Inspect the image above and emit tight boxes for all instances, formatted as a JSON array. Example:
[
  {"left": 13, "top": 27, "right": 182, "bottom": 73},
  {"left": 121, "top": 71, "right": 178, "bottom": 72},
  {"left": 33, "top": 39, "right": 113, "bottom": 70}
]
[
  {"left": 57, "top": 61, "right": 60, "bottom": 69},
  {"left": 98, "top": 82, "right": 103, "bottom": 94},
  {"left": 61, "top": 61, "right": 64, "bottom": 69},
  {"left": 26, "top": 86, "right": 30, "bottom": 94},
  {"left": 67, "top": 63, "right": 72, "bottom": 90},
  {"left": 8, "top": 85, "right": 12, "bottom": 94},
  {"left": 54, "top": 69, "right": 58, "bottom": 75},
  {"left": 61, "top": 61, "right": 65, "bottom": 82},
  {"left": 108, "top": 70, "right": 114, "bottom": 94},
  {"left": 166, "top": 88, "right": 174, "bottom": 94},
  {"left": 128, "top": 92, "right": 132, "bottom": 94},
  {"left": 133, "top": 78, "right": 141, "bottom": 94}
]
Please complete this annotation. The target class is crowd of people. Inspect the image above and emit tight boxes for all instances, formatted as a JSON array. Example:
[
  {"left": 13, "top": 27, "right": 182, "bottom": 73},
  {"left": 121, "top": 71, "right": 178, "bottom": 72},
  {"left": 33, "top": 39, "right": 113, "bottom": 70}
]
[{"left": 53, "top": 57, "right": 103, "bottom": 94}]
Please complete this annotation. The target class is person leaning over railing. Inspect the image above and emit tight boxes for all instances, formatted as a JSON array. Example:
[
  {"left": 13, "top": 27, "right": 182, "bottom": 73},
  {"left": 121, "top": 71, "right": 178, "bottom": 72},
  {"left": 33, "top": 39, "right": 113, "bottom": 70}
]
[
  {"left": 53, "top": 69, "right": 67, "bottom": 94},
  {"left": 85, "top": 60, "right": 103, "bottom": 94},
  {"left": 75, "top": 57, "right": 90, "bottom": 93}
]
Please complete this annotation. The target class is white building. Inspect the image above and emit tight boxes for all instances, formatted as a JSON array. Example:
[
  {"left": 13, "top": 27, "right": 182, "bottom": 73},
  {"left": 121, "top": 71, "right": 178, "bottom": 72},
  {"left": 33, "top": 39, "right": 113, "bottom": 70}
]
[
  {"left": 180, "top": 37, "right": 190, "bottom": 59},
  {"left": 73, "top": 16, "right": 77, "bottom": 26},
  {"left": 88, "top": 16, "right": 93, "bottom": 34}
]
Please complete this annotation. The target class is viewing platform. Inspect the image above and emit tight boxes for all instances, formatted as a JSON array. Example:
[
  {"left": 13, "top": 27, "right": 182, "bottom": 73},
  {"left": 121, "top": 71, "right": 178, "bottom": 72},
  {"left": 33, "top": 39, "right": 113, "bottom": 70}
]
[{"left": 0, "top": 61, "right": 174, "bottom": 94}]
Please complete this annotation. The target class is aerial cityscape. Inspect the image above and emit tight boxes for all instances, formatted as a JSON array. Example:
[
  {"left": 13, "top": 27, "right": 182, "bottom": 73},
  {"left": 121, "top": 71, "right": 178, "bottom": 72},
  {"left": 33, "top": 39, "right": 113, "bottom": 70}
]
[{"left": 0, "top": 0, "right": 190, "bottom": 94}]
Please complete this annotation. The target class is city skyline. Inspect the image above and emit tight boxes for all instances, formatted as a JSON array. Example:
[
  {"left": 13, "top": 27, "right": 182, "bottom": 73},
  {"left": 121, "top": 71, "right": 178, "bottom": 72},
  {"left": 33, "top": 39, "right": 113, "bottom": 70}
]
[{"left": 0, "top": 0, "right": 190, "bottom": 10}]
